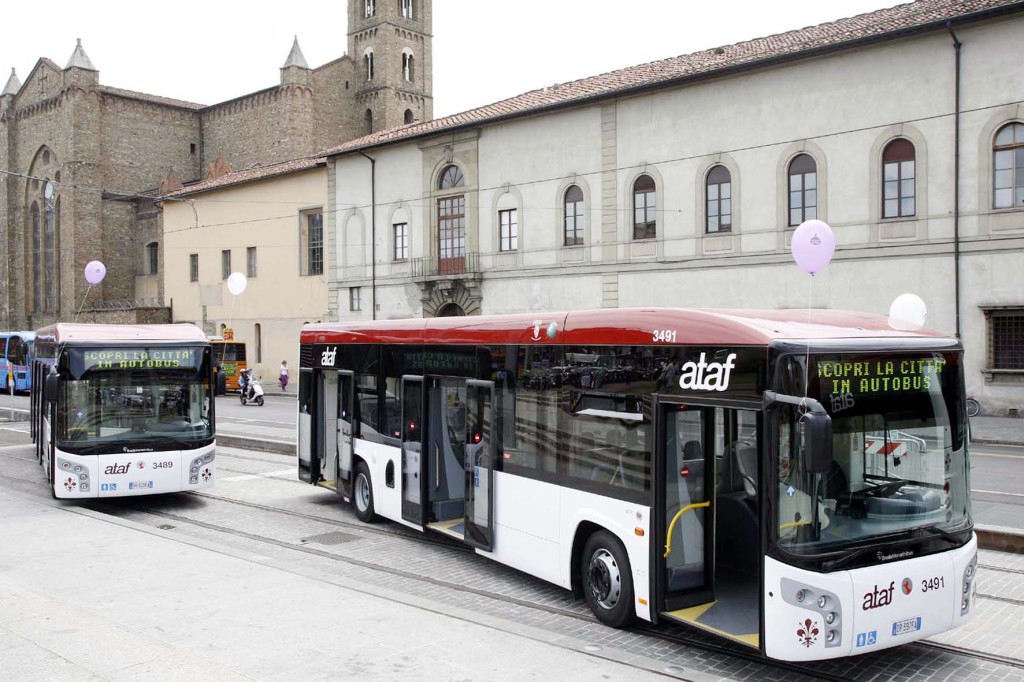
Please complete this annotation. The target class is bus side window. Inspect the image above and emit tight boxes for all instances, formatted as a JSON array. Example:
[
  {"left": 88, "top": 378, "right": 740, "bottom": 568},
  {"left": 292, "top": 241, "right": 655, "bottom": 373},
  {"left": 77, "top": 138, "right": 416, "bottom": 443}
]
[{"left": 357, "top": 373, "right": 380, "bottom": 436}]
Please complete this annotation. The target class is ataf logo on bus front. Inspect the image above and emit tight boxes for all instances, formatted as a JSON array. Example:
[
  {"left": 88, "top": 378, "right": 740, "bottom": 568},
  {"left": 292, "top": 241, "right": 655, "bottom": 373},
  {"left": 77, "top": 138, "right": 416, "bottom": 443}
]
[
  {"left": 104, "top": 462, "right": 131, "bottom": 475},
  {"left": 321, "top": 346, "right": 338, "bottom": 367}
]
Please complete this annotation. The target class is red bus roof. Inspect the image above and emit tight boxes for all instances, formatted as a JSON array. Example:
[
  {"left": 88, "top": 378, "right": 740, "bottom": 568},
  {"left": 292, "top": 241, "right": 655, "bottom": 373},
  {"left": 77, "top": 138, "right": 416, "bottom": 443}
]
[
  {"left": 300, "top": 308, "right": 953, "bottom": 347},
  {"left": 35, "top": 323, "right": 209, "bottom": 345}
]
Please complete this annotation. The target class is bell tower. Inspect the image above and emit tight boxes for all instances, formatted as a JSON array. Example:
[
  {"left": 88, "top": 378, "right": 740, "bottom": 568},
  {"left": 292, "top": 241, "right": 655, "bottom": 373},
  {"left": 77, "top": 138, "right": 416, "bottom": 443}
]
[{"left": 348, "top": 0, "right": 433, "bottom": 134}]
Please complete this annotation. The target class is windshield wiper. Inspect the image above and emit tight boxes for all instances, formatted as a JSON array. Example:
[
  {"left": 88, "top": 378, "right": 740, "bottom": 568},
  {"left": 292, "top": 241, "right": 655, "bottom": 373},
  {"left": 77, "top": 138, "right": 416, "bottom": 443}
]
[
  {"left": 913, "top": 525, "right": 963, "bottom": 546},
  {"left": 822, "top": 544, "right": 878, "bottom": 572}
]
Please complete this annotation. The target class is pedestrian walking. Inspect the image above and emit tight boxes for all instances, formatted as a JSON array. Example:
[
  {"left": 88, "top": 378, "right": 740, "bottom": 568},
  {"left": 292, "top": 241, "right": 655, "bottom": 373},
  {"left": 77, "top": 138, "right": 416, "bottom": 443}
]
[{"left": 279, "top": 360, "right": 289, "bottom": 391}]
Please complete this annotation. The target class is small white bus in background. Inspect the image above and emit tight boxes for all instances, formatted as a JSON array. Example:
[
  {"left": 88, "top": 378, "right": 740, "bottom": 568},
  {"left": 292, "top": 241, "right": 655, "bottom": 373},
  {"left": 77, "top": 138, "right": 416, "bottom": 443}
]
[{"left": 31, "top": 323, "right": 216, "bottom": 498}]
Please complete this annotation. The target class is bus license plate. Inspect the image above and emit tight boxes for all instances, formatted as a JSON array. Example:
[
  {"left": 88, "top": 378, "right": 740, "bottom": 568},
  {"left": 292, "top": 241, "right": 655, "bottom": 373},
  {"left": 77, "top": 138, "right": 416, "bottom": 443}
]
[{"left": 891, "top": 617, "right": 922, "bottom": 636}]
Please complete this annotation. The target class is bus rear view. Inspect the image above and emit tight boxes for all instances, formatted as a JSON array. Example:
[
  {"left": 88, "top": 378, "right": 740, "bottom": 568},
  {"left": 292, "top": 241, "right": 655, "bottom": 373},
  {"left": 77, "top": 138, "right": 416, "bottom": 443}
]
[{"left": 32, "top": 323, "right": 216, "bottom": 498}]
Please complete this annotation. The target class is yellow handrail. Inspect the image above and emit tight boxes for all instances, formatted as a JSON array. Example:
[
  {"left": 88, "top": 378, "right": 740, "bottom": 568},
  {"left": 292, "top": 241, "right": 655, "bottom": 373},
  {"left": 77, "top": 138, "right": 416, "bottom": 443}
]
[
  {"left": 663, "top": 501, "right": 710, "bottom": 558},
  {"left": 779, "top": 519, "right": 811, "bottom": 531}
]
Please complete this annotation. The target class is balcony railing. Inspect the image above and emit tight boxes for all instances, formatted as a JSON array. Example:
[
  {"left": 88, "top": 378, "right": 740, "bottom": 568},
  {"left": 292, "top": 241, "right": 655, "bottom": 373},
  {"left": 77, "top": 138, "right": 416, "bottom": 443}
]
[{"left": 410, "top": 252, "right": 480, "bottom": 279}]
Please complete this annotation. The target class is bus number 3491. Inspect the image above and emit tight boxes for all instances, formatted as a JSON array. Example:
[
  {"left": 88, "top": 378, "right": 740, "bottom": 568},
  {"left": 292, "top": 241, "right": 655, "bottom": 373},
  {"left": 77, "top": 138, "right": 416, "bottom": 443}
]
[{"left": 652, "top": 330, "right": 677, "bottom": 343}]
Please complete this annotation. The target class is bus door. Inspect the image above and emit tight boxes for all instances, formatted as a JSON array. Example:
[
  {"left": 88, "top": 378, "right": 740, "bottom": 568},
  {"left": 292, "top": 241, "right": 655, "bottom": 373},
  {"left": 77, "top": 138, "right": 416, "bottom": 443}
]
[
  {"left": 400, "top": 376, "right": 424, "bottom": 525},
  {"left": 463, "top": 380, "right": 495, "bottom": 551},
  {"left": 315, "top": 370, "right": 354, "bottom": 489},
  {"left": 655, "top": 398, "right": 762, "bottom": 650},
  {"left": 423, "top": 377, "right": 468, "bottom": 539}
]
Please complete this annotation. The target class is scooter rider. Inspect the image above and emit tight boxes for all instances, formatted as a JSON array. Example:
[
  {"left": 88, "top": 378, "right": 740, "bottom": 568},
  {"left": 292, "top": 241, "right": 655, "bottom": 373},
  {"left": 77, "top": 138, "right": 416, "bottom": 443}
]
[{"left": 238, "top": 368, "right": 251, "bottom": 399}]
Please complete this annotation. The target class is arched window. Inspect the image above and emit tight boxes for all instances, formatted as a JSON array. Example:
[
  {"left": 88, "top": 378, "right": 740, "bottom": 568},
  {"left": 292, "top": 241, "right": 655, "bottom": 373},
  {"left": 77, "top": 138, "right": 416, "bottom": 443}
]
[
  {"left": 438, "top": 164, "right": 464, "bottom": 189},
  {"left": 146, "top": 241, "right": 159, "bottom": 275},
  {"left": 404, "top": 109, "right": 414, "bottom": 124},
  {"left": 400, "top": 0, "right": 414, "bottom": 19},
  {"left": 564, "top": 185, "right": 584, "bottom": 246},
  {"left": 44, "top": 196, "right": 56, "bottom": 311},
  {"left": 31, "top": 202, "right": 41, "bottom": 312},
  {"left": 788, "top": 154, "right": 817, "bottom": 226},
  {"left": 705, "top": 165, "right": 732, "bottom": 233},
  {"left": 402, "top": 52, "right": 414, "bottom": 82},
  {"left": 364, "top": 0, "right": 375, "bottom": 17},
  {"left": 364, "top": 51, "right": 374, "bottom": 81},
  {"left": 632, "top": 174, "right": 656, "bottom": 239},
  {"left": 994, "top": 122, "right": 1024, "bottom": 209},
  {"left": 882, "top": 139, "right": 915, "bottom": 218},
  {"left": 364, "top": 109, "right": 373, "bottom": 134},
  {"left": 436, "top": 165, "right": 466, "bottom": 274}
]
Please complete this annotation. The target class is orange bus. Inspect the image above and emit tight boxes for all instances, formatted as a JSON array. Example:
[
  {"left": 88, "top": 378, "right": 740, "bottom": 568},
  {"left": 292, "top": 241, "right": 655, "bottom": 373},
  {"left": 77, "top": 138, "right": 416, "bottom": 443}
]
[{"left": 210, "top": 339, "right": 248, "bottom": 392}]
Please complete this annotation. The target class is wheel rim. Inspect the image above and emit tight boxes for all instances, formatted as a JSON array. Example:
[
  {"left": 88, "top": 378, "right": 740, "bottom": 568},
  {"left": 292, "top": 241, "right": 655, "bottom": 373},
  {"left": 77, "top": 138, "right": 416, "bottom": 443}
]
[
  {"left": 587, "top": 548, "right": 621, "bottom": 610},
  {"left": 355, "top": 472, "right": 370, "bottom": 512}
]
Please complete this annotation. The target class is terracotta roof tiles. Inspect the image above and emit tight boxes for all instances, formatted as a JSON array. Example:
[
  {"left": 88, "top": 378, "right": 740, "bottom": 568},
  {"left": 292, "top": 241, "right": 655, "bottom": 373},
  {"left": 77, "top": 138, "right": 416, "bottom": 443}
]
[{"left": 324, "top": 0, "right": 1023, "bottom": 157}]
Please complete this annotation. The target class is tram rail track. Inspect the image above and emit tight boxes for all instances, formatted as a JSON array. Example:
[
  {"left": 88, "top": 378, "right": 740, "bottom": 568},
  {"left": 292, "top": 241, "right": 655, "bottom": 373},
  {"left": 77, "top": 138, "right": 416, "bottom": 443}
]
[
  {"left": 97, "top": 487, "right": 1024, "bottom": 679},
  {"left": 4, "top": 443, "right": 1023, "bottom": 678}
]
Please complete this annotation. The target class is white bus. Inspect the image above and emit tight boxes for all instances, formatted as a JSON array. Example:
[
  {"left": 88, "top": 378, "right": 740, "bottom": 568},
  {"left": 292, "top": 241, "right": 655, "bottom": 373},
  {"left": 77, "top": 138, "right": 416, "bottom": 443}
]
[
  {"left": 31, "top": 323, "right": 216, "bottom": 498},
  {"left": 296, "top": 308, "right": 976, "bottom": 661}
]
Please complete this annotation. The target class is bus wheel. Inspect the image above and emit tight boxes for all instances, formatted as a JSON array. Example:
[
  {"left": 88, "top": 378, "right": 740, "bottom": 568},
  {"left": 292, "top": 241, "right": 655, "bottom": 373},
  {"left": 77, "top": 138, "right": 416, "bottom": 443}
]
[
  {"left": 353, "top": 461, "right": 377, "bottom": 523},
  {"left": 581, "top": 530, "right": 635, "bottom": 628}
]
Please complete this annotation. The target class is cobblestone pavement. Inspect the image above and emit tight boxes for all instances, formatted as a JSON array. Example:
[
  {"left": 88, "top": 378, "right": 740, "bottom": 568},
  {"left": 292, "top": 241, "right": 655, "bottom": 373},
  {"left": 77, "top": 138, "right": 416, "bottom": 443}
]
[{"left": 4, "top": 443, "right": 1024, "bottom": 681}]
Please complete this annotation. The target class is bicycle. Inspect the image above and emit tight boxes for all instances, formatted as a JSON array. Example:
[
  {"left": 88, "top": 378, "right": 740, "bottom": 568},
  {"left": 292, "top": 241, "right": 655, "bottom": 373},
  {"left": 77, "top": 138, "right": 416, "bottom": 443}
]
[{"left": 966, "top": 397, "right": 980, "bottom": 418}]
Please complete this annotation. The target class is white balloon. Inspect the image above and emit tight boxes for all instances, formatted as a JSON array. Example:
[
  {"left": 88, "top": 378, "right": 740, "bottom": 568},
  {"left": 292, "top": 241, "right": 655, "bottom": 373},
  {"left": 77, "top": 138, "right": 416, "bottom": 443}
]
[
  {"left": 226, "top": 272, "right": 248, "bottom": 296},
  {"left": 888, "top": 293, "right": 927, "bottom": 328}
]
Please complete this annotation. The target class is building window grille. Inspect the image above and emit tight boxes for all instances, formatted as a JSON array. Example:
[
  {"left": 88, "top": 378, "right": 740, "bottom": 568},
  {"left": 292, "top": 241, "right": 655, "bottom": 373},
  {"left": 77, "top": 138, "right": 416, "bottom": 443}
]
[
  {"left": 190, "top": 254, "right": 199, "bottom": 282},
  {"left": 350, "top": 287, "right": 362, "bottom": 311},
  {"left": 400, "top": 0, "right": 413, "bottom": 19},
  {"left": 987, "top": 309, "right": 1024, "bottom": 371},
  {"left": 221, "top": 249, "right": 231, "bottom": 280}
]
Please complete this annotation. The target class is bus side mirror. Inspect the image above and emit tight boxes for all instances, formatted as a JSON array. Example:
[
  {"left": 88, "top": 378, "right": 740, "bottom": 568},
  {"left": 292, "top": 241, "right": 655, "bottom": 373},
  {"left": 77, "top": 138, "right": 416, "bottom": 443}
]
[
  {"left": 44, "top": 373, "right": 60, "bottom": 403},
  {"left": 801, "top": 411, "right": 833, "bottom": 474}
]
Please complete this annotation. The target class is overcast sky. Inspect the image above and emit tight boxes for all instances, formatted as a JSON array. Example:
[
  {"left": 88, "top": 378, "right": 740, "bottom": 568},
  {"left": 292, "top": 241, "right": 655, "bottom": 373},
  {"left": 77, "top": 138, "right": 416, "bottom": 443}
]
[{"left": 1, "top": 0, "right": 902, "bottom": 119}]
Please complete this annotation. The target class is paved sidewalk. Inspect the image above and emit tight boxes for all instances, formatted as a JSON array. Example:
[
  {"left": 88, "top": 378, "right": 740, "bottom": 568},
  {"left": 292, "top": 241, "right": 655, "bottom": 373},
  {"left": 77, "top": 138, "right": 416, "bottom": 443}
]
[
  {"left": 0, "top": 487, "right": 672, "bottom": 682},
  {"left": 970, "top": 415, "right": 1024, "bottom": 446}
]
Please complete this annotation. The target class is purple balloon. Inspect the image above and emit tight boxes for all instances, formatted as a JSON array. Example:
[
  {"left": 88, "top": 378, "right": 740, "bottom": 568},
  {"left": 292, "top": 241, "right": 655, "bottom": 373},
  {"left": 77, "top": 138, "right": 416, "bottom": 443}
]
[
  {"left": 84, "top": 260, "right": 106, "bottom": 285},
  {"left": 791, "top": 220, "right": 836, "bottom": 275}
]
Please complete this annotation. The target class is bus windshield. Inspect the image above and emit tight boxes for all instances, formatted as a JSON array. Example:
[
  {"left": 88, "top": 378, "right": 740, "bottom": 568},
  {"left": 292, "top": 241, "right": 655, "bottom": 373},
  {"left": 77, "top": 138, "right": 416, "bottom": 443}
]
[
  {"left": 775, "top": 351, "right": 969, "bottom": 554},
  {"left": 57, "top": 346, "right": 213, "bottom": 452}
]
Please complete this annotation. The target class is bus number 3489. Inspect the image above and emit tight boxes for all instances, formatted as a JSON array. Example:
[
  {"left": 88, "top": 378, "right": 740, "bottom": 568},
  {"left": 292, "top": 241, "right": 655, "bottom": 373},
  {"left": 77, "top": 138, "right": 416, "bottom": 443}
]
[
  {"left": 152, "top": 461, "right": 174, "bottom": 469},
  {"left": 652, "top": 330, "right": 677, "bottom": 343}
]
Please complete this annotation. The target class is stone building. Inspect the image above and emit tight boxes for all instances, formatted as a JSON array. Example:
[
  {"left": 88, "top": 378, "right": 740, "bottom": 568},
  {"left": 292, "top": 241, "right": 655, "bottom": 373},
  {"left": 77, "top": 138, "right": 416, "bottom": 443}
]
[
  {"left": 324, "top": 0, "right": 1024, "bottom": 414},
  {"left": 0, "top": 0, "right": 432, "bottom": 330}
]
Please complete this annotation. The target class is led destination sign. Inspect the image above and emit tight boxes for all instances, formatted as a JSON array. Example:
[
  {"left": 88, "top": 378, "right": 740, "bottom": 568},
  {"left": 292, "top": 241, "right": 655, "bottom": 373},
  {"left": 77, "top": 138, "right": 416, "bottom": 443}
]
[
  {"left": 818, "top": 356, "right": 947, "bottom": 398},
  {"left": 76, "top": 348, "right": 203, "bottom": 372}
]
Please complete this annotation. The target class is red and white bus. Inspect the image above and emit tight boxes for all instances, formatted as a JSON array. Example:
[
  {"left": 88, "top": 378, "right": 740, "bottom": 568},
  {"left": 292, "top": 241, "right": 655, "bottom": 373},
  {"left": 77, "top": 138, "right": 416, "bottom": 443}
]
[
  {"left": 31, "top": 323, "right": 216, "bottom": 498},
  {"left": 297, "top": 308, "right": 975, "bottom": 661}
]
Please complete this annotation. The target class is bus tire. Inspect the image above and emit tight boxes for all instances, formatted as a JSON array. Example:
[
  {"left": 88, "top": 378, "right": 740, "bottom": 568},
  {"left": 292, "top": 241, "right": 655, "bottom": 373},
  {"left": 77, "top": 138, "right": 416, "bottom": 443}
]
[
  {"left": 353, "top": 461, "right": 377, "bottom": 523},
  {"left": 581, "top": 530, "right": 635, "bottom": 628}
]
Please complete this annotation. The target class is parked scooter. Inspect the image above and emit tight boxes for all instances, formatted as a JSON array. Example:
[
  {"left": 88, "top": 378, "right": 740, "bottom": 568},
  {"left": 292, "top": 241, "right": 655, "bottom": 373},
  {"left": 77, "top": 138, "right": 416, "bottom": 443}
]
[{"left": 240, "top": 374, "right": 264, "bottom": 406}]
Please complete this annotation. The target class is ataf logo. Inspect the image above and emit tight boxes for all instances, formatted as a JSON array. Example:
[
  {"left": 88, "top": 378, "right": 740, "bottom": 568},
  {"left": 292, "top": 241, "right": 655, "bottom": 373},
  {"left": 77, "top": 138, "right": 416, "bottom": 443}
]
[
  {"left": 321, "top": 346, "right": 337, "bottom": 367},
  {"left": 901, "top": 577, "right": 913, "bottom": 595},
  {"left": 104, "top": 462, "right": 131, "bottom": 475},
  {"left": 862, "top": 581, "right": 896, "bottom": 610},
  {"left": 678, "top": 353, "right": 737, "bottom": 392}
]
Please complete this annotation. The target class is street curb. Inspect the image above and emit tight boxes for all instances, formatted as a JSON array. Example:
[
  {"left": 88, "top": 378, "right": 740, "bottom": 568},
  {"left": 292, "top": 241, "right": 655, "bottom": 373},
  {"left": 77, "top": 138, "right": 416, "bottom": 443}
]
[
  {"left": 217, "top": 434, "right": 294, "bottom": 456},
  {"left": 971, "top": 438, "right": 1024, "bottom": 448},
  {"left": 975, "top": 524, "right": 1024, "bottom": 554}
]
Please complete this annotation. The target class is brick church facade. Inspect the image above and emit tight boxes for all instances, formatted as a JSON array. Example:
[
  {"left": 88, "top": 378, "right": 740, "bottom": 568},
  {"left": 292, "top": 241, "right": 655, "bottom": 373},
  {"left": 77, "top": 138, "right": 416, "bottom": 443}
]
[{"left": 0, "top": 0, "right": 432, "bottom": 329}]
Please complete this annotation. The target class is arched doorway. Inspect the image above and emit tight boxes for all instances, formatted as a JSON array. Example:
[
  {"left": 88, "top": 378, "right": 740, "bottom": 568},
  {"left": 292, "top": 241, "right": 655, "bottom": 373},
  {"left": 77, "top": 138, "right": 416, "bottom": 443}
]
[{"left": 436, "top": 303, "right": 466, "bottom": 317}]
